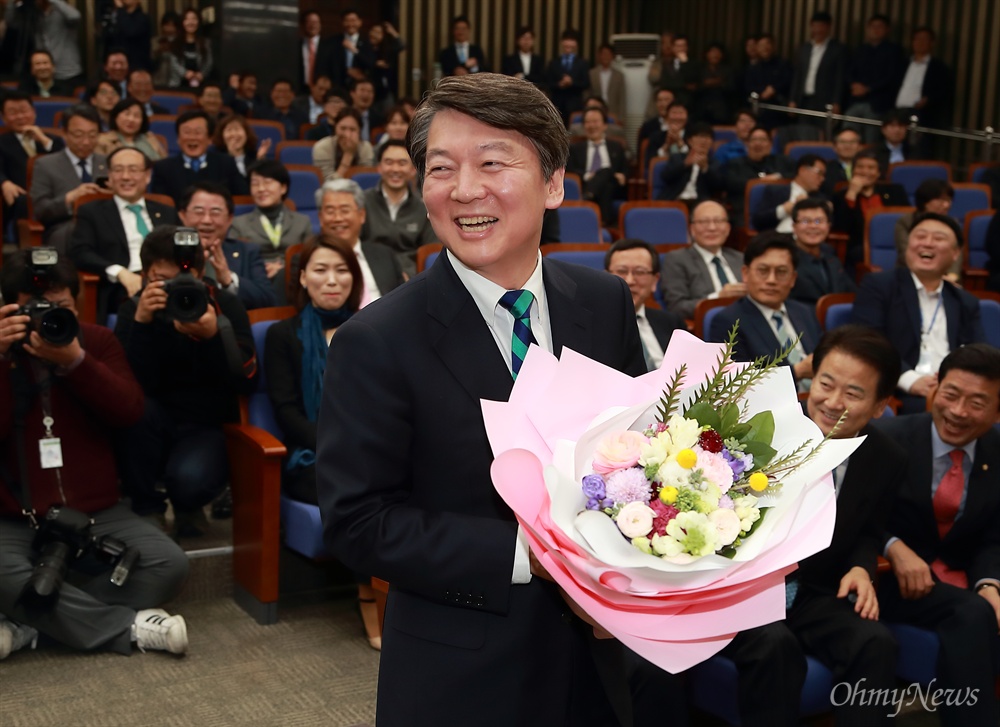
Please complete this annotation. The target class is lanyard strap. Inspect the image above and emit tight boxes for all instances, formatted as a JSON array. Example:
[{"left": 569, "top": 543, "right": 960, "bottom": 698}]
[{"left": 922, "top": 293, "right": 943, "bottom": 336}]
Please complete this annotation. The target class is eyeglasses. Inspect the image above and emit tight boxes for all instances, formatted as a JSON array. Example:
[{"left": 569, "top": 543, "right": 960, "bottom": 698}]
[
  {"left": 610, "top": 268, "right": 654, "bottom": 280},
  {"left": 749, "top": 265, "right": 794, "bottom": 281},
  {"left": 794, "top": 217, "right": 829, "bottom": 226},
  {"left": 807, "top": 166, "right": 826, "bottom": 176},
  {"left": 692, "top": 218, "right": 728, "bottom": 227}
]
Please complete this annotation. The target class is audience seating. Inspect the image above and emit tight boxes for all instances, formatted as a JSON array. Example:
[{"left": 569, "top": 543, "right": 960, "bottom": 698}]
[
  {"left": 783, "top": 141, "right": 837, "bottom": 162},
  {"left": 967, "top": 161, "right": 998, "bottom": 184},
  {"left": 248, "top": 119, "right": 286, "bottom": 150},
  {"left": 618, "top": 200, "right": 689, "bottom": 244},
  {"left": 540, "top": 242, "right": 609, "bottom": 271},
  {"left": 884, "top": 623, "right": 940, "bottom": 687},
  {"left": 416, "top": 242, "right": 442, "bottom": 273},
  {"left": 346, "top": 166, "right": 380, "bottom": 190},
  {"left": 744, "top": 179, "right": 790, "bottom": 233},
  {"left": 564, "top": 172, "right": 582, "bottom": 201},
  {"left": 557, "top": 200, "right": 604, "bottom": 243},
  {"left": 773, "top": 123, "right": 823, "bottom": 153},
  {"left": 648, "top": 157, "right": 670, "bottom": 201},
  {"left": 693, "top": 296, "right": 738, "bottom": 340},
  {"left": 150, "top": 91, "right": 196, "bottom": 115},
  {"left": 284, "top": 165, "right": 323, "bottom": 221},
  {"left": 816, "top": 292, "right": 855, "bottom": 331},
  {"left": 275, "top": 141, "right": 316, "bottom": 166},
  {"left": 31, "top": 97, "right": 77, "bottom": 128},
  {"left": 949, "top": 182, "right": 991, "bottom": 222},
  {"left": 974, "top": 290, "right": 1000, "bottom": 348},
  {"left": 963, "top": 210, "right": 994, "bottom": 289},
  {"left": 711, "top": 126, "right": 738, "bottom": 145},
  {"left": 888, "top": 161, "right": 951, "bottom": 204},
  {"left": 862, "top": 206, "right": 914, "bottom": 272},
  {"left": 148, "top": 115, "right": 179, "bottom": 155}
]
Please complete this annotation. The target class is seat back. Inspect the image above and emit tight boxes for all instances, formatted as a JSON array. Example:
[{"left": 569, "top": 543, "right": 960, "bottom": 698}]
[
  {"left": 949, "top": 183, "right": 991, "bottom": 223},
  {"left": 964, "top": 210, "right": 994, "bottom": 269},
  {"left": 275, "top": 141, "right": 316, "bottom": 166},
  {"left": 711, "top": 125, "right": 738, "bottom": 145},
  {"left": 248, "top": 317, "right": 291, "bottom": 440},
  {"left": 563, "top": 172, "right": 583, "bottom": 201},
  {"left": 284, "top": 164, "right": 323, "bottom": 212},
  {"left": 648, "top": 157, "right": 670, "bottom": 200},
  {"left": 148, "top": 115, "right": 179, "bottom": 155},
  {"left": 619, "top": 201, "right": 689, "bottom": 244},
  {"left": 888, "top": 161, "right": 951, "bottom": 204},
  {"left": 864, "top": 207, "right": 912, "bottom": 270},
  {"left": 976, "top": 293, "right": 1000, "bottom": 348},
  {"left": 816, "top": 292, "right": 856, "bottom": 331},
  {"left": 350, "top": 171, "right": 381, "bottom": 191},
  {"left": 557, "top": 201, "right": 603, "bottom": 242},
  {"left": 540, "top": 243, "right": 610, "bottom": 271},
  {"left": 416, "top": 243, "right": 443, "bottom": 273},
  {"left": 248, "top": 119, "right": 286, "bottom": 150},
  {"left": 745, "top": 179, "right": 790, "bottom": 232},
  {"left": 150, "top": 92, "right": 196, "bottom": 115},
  {"left": 968, "top": 162, "right": 998, "bottom": 184},
  {"left": 693, "top": 296, "right": 738, "bottom": 340},
  {"left": 30, "top": 97, "right": 77, "bottom": 128},
  {"left": 784, "top": 141, "right": 837, "bottom": 162}
]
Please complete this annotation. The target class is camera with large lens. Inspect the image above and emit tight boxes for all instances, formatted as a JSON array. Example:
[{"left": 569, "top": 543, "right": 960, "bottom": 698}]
[
  {"left": 162, "top": 228, "right": 209, "bottom": 323},
  {"left": 15, "top": 248, "right": 79, "bottom": 349},
  {"left": 22, "top": 506, "right": 139, "bottom": 607}
]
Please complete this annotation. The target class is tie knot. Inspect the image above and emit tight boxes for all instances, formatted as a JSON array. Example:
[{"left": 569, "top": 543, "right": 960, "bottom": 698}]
[
  {"left": 126, "top": 203, "right": 142, "bottom": 214},
  {"left": 948, "top": 449, "right": 964, "bottom": 468},
  {"left": 772, "top": 312, "right": 784, "bottom": 328},
  {"left": 499, "top": 289, "right": 534, "bottom": 320}
]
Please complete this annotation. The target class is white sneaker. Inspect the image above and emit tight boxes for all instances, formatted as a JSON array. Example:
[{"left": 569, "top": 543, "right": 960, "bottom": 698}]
[
  {"left": 0, "top": 615, "right": 39, "bottom": 660},
  {"left": 133, "top": 609, "right": 188, "bottom": 654}
]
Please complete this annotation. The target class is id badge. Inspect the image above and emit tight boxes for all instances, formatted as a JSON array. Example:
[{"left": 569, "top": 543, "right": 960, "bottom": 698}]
[{"left": 39, "top": 438, "right": 63, "bottom": 469}]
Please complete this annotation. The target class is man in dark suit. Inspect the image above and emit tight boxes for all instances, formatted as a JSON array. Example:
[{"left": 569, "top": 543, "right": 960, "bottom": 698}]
[
  {"left": 874, "top": 109, "right": 918, "bottom": 173},
  {"left": 789, "top": 12, "right": 847, "bottom": 117},
  {"left": 316, "top": 178, "right": 404, "bottom": 305},
  {"left": 660, "top": 200, "right": 745, "bottom": 319},
  {"left": 874, "top": 344, "right": 1000, "bottom": 727},
  {"left": 546, "top": 31, "right": 590, "bottom": 124},
  {"left": 894, "top": 27, "right": 952, "bottom": 131},
  {"left": 821, "top": 127, "right": 861, "bottom": 196},
  {"left": 567, "top": 107, "right": 627, "bottom": 225},
  {"left": 789, "top": 198, "right": 855, "bottom": 306},
  {"left": 68, "top": 147, "right": 178, "bottom": 323},
  {"left": 605, "top": 239, "right": 686, "bottom": 371},
  {"left": 853, "top": 212, "right": 985, "bottom": 414},
  {"left": 177, "top": 181, "right": 276, "bottom": 310},
  {"left": 500, "top": 26, "right": 545, "bottom": 89},
  {"left": 832, "top": 148, "right": 909, "bottom": 271},
  {"left": 328, "top": 9, "right": 374, "bottom": 90},
  {"left": 752, "top": 154, "right": 828, "bottom": 232},
  {"left": 721, "top": 126, "right": 795, "bottom": 222},
  {"left": 636, "top": 88, "right": 675, "bottom": 153},
  {"left": 126, "top": 69, "right": 169, "bottom": 117},
  {"left": 297, "top": 10, "right": 335, "bottom": 93},
  {"left": 438, "top": 15, "right": 489, "bottom": 77},
  {"left": 844, "top": 15, "right": 906, "bottom": 142},
  {"left": 30, "top": 105, "right": 107, "bottom": 254},
  {"left": 151, "top": 110, "right": 248, "bottom": 206},
  {"left": 318, "top": 72, "right": 643, "bottom": 727},
  {"left": 709, "top": 233, "right": 821, "bottom": 386},
  {"left": 261, "top": 78, "right": 308, "bottom": 141},
  {"left": 0, "top": 91, "right": 65, "bottom": 235},
  {"left": 17, "top": 50, "right": 73, "bottom": 97},
  {"left": 656, "top": 122, "right": 719, "bottom": 207}
]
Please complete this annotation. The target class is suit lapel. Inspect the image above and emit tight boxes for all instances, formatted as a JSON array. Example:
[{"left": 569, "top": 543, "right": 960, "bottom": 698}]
[
  {"left": 544, "top": 259, "right": 594, "bottom": 358},
  {"left": 688, "top": 246, "right": 715, "bottom": 294},
  {"left": 101, "top": 200, "right": 130, "bottom": 262},
  {"left": 738, "top": 298, "right": 778, "bottom": 359},
  {"left": 949, "top": 431, "right": 1000, "bottom": 540},
  {"left": 897, "top": 268, "right": 924, "bottom": 343},
  {"left": 427, "top": 255, "right": 514, "bottom": 405},
  {"left": 941, "top": 283, "right": 962, "bottom": 350}
]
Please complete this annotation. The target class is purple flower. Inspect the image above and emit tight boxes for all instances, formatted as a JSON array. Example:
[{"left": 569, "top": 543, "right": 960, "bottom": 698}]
[
  {"left": 586, "top": 497, "right": 605, "bottom": 511},
  {"left": 719, "top": 494, "right": 734, "bottom": 510},
  {"left": 722, "top": 448, "right": 751, "bottom": 482},
  {"left": 582, "top": 474, "right": 606, "bottom": 500},
  {"left": 605, "top": 467, "right": 652, "bottom": 505}
]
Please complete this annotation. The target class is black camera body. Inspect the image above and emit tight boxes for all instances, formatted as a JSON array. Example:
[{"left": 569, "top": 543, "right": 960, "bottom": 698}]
[
  {"left": 159, "top": 228, "right": 209, "bottom": 323},
  {"left": 14, "top": 248, "right": 79, "bottom": 349},
  {"left": 22, "top": 506, "right": 139, "bottom": 606}
]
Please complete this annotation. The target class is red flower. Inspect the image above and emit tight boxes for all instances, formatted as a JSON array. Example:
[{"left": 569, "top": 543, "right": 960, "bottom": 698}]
[
  {"left": 698, "top": 429, "right": 724, "bottom": 453},
  {"left": 649, "top": 499, "right": 679, "bottom": 536}
]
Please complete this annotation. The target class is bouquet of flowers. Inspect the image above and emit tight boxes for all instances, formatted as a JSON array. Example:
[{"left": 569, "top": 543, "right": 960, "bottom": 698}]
[{"left": 483, "top": 328, "right": 862, "bottom": 673}]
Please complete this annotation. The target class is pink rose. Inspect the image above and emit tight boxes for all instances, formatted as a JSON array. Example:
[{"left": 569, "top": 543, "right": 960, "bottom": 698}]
[{"left": 592, "top": 431, "right": 647, "bottom": 475}]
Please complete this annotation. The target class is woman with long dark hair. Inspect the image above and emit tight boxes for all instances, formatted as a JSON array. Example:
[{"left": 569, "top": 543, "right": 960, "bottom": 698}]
[{"left": 167, "top": 8, "right": 213, "bottom": 89}]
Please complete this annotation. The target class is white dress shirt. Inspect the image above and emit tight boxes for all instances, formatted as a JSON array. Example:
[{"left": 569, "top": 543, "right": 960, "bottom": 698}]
[
  {"left": 636, "top": 305, "right": 664, "bottom": 369},
  {"left": 447, "top": 248, "right": 553, "bottom": 585},
  {"left": 898, "top": 273, "right": 950, "bottom": 392},
  {"left": 896, "top": 56, "right": 930, "bottom": 108},
  {"left": 518, "top": 51, "right": 532, "bottom": 76},
  {"left": 353, "top": 239, "right": 382, "bottom": 306},
  {"left": 804, "top": 39, "right": 829, "bottom": 96},
  {"left": 584, "top": 139, "right": 610, "bottom": 178},
  {"left": 774, "top": 180, "right": 807, "bottom": 233},
  {"left": 598, "top": 67, "right": 612, "bottom": 102},
  {"left": 105, "top": 195, "right": 152, "bottom": 281},
  {"left": 693, "top": 243, "right": 738, "bottom": 297}
]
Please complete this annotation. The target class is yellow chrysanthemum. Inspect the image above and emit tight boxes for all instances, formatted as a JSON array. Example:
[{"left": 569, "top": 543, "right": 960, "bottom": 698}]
[
  {"left": 659, "top": 486, "right": 679, "bottom": 504},
  {"left": 676, "top": 448, "right": 697, "bottom": 469},
  {"left": 748, "top": 472, "right": 769, "bottom": 492}
]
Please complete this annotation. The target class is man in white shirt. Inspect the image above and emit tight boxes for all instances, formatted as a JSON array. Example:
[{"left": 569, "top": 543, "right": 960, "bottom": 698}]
[
  {"left": 68, "top": 147, "right": 178, "bottom": 322},
  {"left": 660, "top": 199, "right": 745, "bottom": 319},
  {"left": 566, "top": 107, "right": 627, "bottom": 225},
  {"left": 894, "top": 27, "right": 952, "bottom": 130},
  {"left": 751, "top": 154, "right": 827, "bottom": 232}
]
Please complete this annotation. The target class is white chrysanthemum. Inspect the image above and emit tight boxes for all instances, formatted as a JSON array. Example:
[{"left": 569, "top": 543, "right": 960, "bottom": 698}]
[
  {"left": 733, "top": 494, "right": 761, "bottom": 531},
  {"left": 663, "top": 511, "right": 720, "bottom": 558},
  {"left": 656, "top": 459, "right": 692, "bottom": 489}
]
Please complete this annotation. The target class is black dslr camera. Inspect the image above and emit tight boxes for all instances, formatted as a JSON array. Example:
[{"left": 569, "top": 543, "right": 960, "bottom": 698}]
[
  {"left": 161, "top": 228, "right": 209, "bottom": 323},
  {"left": 15, "top": 248, "right": 79, "bottom": 348},
  {"left": 22, "top": 506, "right": 139, "bottom": 606}
]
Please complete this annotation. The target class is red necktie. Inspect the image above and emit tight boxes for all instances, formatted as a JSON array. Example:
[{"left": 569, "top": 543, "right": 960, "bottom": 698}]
[{"left": 930, "top": 449, "right": 968, "bottom": 588}]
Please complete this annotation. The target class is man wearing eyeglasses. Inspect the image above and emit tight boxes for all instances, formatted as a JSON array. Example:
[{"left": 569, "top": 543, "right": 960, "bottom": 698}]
[
  {"left": 29, "top": 105, "right": 107, "bottom": 254},
  {"left": 605, "top": 239, "right": 686, "bottom": 371},
  {"left": 709, "top": 232, "right": 821, "bottom": 386},
  {"left": 660, "top": 200, "right": 746, "bottom": 319},
  {"left": 788, "top": 197, "right": 855, "bottom": 306},
  {"left": 751, "top": 154, "right": 828, "bottom": 233}
]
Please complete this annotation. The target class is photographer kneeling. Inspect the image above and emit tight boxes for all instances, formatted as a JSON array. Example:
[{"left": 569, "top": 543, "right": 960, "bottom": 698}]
[
  {"left": 0, "top": 251, "right": 190, "bottom": 660},
  {"left": 114, "top": 225, "right": 257, "bottom": 537}
]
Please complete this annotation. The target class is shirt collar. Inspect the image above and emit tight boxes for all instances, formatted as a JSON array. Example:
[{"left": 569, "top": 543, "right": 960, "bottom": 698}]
[
  {"left": 910, "top": 270, "right": 943, "bottom": 295},
  {"left": 183, "top": 153, "right": 208, "bottom": 168},
  {"left": 115, "top": 195, "right": 146, "bottom": 211},
  {"left": 693, "top": 242, "right": 725, "bottom": 264},
  {"left": 930, "top": 420, "right": 977, "bottom": 464},
  {"left": 380, "top": 185, "right": 409, "bottom": 206},
  {"left": 748, "top": 293, "right": 787, "bottom": 317},
  {"left": 446, "top": 248, "right": 545, "bottom": 327},
  {"left": 65, "top": 148, "right": 88, "bottom": 166}
]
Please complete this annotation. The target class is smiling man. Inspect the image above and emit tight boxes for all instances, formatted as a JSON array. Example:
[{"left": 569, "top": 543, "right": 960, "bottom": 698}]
[
  {"left": 874, "top": 343, "right": 1000, "bottom": 727},
  {"left": 316, "top": 73, "right": 643, "bottom": 726},
  {"left": 853, "top": 212, "right": 985, "bottom": 413}
]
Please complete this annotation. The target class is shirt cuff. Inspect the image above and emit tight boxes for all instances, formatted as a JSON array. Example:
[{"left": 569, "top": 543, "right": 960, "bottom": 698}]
[
  {"left": 897, "top": 370, "right": 921, "bottom": 393},
  {"left": 511, "top": 525, "right": 533, "bottom": 584},
  {"left": 776, "top": 204, "right": 790, "bottom": 221},
  {"left": 224, "top": 271, "right": 240, "bottom": 292},
  {"left": 106, "top": 264, "right": 125, "bottom": 283},
  {"left": 883, "top": 536, "right": 900, "bottom": 557}
]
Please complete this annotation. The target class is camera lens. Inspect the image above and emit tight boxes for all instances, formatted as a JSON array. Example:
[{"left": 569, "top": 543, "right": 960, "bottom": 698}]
[{"left": 37, "top": 308, "right": 79, "bottom": 346}]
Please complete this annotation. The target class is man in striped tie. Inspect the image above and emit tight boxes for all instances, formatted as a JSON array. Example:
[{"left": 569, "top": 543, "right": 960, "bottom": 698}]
[
  {"left": 874, "top": 343, "right": 1000, "bottom": 727},
  {"left": 317, "top": 72, "right": 644, "bottom": 727}
]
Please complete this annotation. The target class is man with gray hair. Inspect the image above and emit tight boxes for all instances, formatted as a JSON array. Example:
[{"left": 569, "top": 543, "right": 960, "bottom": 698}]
[
  {"left": 317, "top": 73, "right": 643, "bottom": 726},
  {"left": 315, "top": 177, "right": 404, "bottom": 305}
]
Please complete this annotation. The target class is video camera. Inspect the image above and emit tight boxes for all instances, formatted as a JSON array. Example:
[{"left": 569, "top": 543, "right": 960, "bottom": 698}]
[
  {"left": 15, "top": 248, "right": 79, "bottom": 349},
  {"left": 161, "top": 227, "right": 210, "bottom": 323},
  {"left": 21, "top": 506, "right": 139, "bottom": 607}
]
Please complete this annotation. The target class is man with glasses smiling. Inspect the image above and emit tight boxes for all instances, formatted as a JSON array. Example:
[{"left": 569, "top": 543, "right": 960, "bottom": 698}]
[
  {"left": 788, "top": 197, "right": 854, "bottom": 306},
  {"left": 30, "top": 105, "right": 107, "bottom": 255},
  {"left": 660, "top": 200, "right": 745, "bottom": 319}
]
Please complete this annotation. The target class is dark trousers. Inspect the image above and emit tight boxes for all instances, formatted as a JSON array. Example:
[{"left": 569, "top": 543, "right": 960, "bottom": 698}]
[
  {"left": 117, "top": 398, "right": 229, "bottom": 516},
  {"left": 879, "top": 576, "right": 1000, "bottom": 727},
  {"left": 720, "top": 622, "right": 807, "bottom": 726},
  {"left": 583, "top": 168, "right": 625, "bottom": 227}
]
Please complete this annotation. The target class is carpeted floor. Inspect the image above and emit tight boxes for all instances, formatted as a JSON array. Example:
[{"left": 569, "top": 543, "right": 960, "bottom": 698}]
[{"left": 0, "top": 595, "right": 379, "bottom": 727}]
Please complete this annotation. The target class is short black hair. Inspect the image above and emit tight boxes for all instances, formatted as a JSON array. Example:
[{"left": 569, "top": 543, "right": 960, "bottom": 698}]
[
  {"left": 160, "top": 10, "right": 181, "bottom": 27},
  {"left": 515, "top": 25, "right": 533, "bottom": 38},
  {"left": 813, "top": 325, "right": 901, "bottom": 402},
  {"left": 938, "top": 344, "right": 1000, "bottom": 399},
  {"left": 175, "top": 109, "right": 211, "bottom": 135},
  {"left": 109, "top": 97, "right": 149, "bottom": 134},
  {"left": 598, "top": 42, "right": 614, "bottom": 54},
  {"left": 0, "top": 249, "right": 79, "bottom": 302},
  {"left": 247, "top": 159, "right": 290, "bottom": 196},
  {"left": 271, "top": 77, "right": 295, "bottom": 92},
  {"left": 85, "top": 80, "right": 120, "bottom": 103},
  {"left": 734, "top": 107, "right": 757, "bottom": 123},
  {"left": 560, "top": 29, "right": 580, "bottom": 42},
  {"left": 910, "top": 211, "right": 964, "bottom": 248},
  {"left": 197, "top": 81, "right": 224, "bottom": 97},
  {"left": 881, "top": 109, "right": 907, "bottom": 126},
  {"left": 61, "top": 103, "right": 101, "bottom": 130},
  {"left": 299, "top": 9, "right": 319, "bottom": 25},
  {"left": 810, "top": 11, "right": 833, "bottom": 24},
  {"left": 853, "top": 147, "right": 881, "bottom": 170},
  {"left": 914, "top": 178, "right": 954, "bottom": 210},
  {"left": 791, "top": 197, "right": 832, "bottom": 223},
  {"left": 30, "top": 49, "right": 54, "bottom": 63},
  {"left": 452, "top": 14, "right": 470, "bottom": 26},
  {"left": 103, "top": 46, "right": 128, "bottom": 63},
  {"left": 744, "top": 231, "right": 799, "bottom": 269},
  {"left": 107, "top": 145, "right": 152, "bottom": 170},
  {"left": 868, "top": 13, "right": 891, "bottom": 26},
  {"left": 140, "top": 225, "right": 206, "bottom": 274},
  {"left": 686, "top": 122, "right": 714, "bottom": 140},
  {"left": 376, "top": 138, "right": 409, "bottom": 162},
  {"left": 605, "top": 239, "right": 660, "bottom": 275},
  {"left": 179, "top": 181, "right": 235, "bottom": 216},
  {"left": 795, "top": 154, "right": 826, "bottom": 172},
  {"left": 912, "top": 26, "right": 936, "bottom": 41},
  {"left": 1, "top": 90, "right": 33, "bottom": 110}
]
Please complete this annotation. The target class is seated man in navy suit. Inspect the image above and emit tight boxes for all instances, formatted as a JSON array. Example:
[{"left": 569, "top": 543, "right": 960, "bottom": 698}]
[
  {"left": 789, "top": 197, "right": 855, "bottom": 306},
  {"left": 874, "top": 344, "right": 1000, "bottom": 727},
  {"left": 709, "top": 232, "right": 821, "bottom": 387},
  {"left": 656, "top": 122, "right": 720, "bottom": 209},
  {"left": 853, "top": 212, "right": 984, "bottom": 414},
  {"left": 751, "top": 154, "right": 828, "bottom": 233},
  {"left": 177, "top": 181, "right": 277, "bottom": 310},
  {"left": 150, "top": 110, "right": 249, "bottom": 206},
  {"left": 567, "top": 107, "right": 628, "bottom": 226},
  {"left": 605, "top": 239, "right": 686, "bottom": 371}
]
